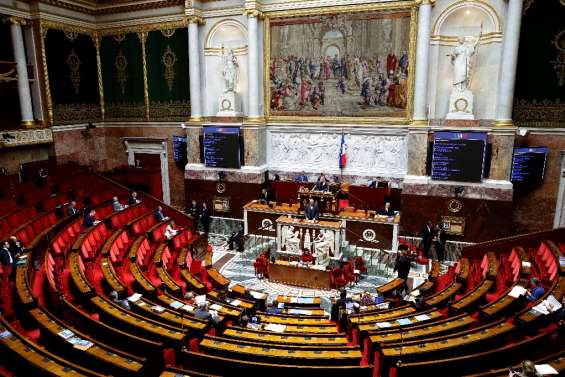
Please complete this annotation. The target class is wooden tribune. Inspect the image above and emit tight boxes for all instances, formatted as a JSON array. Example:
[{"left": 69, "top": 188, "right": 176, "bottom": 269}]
[{"left": 268, "top": 261, "right": 331, "bottom": 290}]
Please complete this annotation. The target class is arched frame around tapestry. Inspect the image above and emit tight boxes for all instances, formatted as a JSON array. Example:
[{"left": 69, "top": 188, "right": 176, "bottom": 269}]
[{"left": 263, "top": 0, "right": 418, "bottom": 125}]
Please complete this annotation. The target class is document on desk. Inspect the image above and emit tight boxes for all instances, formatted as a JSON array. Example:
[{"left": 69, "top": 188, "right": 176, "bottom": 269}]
[
  {"left": 375, "top": 322, "right": 391, "bottom": 328},
  {"left": 535, "top": 364, "right": 558, "bottom": 375},
  {"left": 169, "top": 301, "right": 183, "bottom": 310},
  {"left": 414, "top": 314, "right": 430, "bottom": 322},
  {"left": 210, "top": 304, "right": 222, "bottom": 311},
  {"left": 128, "top": 293, "right": 142, "bottom": 302},
  {"left": 508, "top": 285, "right": 527, "bottom": 298},
  {"left": 397, "top": 318, "right": 412, "bottom": 326},
  {"left": 264, "top": 324, "right": 286, "bottom": 333}
]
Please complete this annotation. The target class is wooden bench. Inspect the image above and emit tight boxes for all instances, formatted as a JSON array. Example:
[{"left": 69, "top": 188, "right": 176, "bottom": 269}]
[
  {"left": 222, "top": 325, "right": 348, "bottom": 346},
  {"left": 100, "top": 257, "right": 127, "bottom": 296}
]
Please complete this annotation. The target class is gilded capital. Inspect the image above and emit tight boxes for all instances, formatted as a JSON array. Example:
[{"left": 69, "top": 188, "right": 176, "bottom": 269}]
[
  {"left": 4, "top": 16, "right": 28, "bottom": 26},
  {"left": 244, "top": 9, "right": 264, "bottom": 19},
  {"left": 187, "top": 16, "right": 206, "bottom": 25},
  {"left": 415, "top": 0, "right": 436, "bottom": 6}
]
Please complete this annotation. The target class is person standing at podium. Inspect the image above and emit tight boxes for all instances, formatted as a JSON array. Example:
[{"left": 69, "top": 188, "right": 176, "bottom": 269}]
[
  {"left": 315, "top": 173, "right": 330, "bottom": 192},
  {"left": 304, "top": 198, "right": 320, "bottom": 221}
]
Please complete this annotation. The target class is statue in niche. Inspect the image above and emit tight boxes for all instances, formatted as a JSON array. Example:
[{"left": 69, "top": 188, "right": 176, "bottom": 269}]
[
  {"left": 222, "top": 47, "right": 239, "bottom": 93},
  {"left": 448, "top": 36, "right": 479, "bottom": 92}
]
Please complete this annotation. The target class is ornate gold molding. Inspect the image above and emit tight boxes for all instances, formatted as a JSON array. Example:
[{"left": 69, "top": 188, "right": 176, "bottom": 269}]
[
  {"left": 187, "top": 16, "right": 206, "bottom": 25},
  {"left": 551, "top": 29, "right": 565, "bottom": 87},
  {"left": 39, "top": 20, "right": 95, "bottom": 37},
  {"left": 162, "top": 45, "right": 177, "bottom": 92},
  {"left": 4, "top": 16, "right": 28, "bottom": 26},
  {"left": 514, "top": 99, "right": 565, "bottom": 126},
  {"left": 93, "top": 35, "right": 105, "bottom": 121},
  {"left": 39, "top": 22, "right": 53, "bottom": 126},
  {"left": 0, "top": 129, "right": 53, "bottom": 148},
  {"left": 492, "top": 120, "right": 514, "bottom": 128},
  {"left": 98, "top": 19, "right": 189, "bottom": 37},
  {"left": 138, "top": 31, "right": 150, "bottom": 121},
  {"left": 244, "top": 9, "right": 264, "bottom": 19},
  {"left": 36, "top": 0, "right": 185, "bottom": 16},
  {"left": 66, "top": 48, "right": 82, "bottom": 95}
]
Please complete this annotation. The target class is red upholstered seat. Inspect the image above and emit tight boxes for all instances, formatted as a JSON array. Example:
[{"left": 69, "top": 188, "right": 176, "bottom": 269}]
[{"left": 354, "top": 256, "right": 368, "bottom": 274}]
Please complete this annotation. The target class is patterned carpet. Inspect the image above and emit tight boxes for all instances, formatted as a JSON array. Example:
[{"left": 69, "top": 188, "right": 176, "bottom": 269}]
[{"left": 207, "top": 234, "right": 409, "bottom": 307}]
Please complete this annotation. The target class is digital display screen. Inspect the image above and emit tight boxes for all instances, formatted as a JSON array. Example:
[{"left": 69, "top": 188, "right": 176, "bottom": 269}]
[
  {"left": 431, "top": 131, "right": 487, "bottom": 182},
  {"left": 203, "top": 127, "right": 241, "bottom": 169},
  {"left": 172, "top": 135, "right": 187, "bottom": 163},
  {"left": 511, "top": 147, "right": 548, "bottom": 182}
]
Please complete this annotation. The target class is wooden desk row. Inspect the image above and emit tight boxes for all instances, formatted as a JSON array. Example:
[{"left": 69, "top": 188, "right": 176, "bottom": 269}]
[{"left": 222, "top": 325, "right": 348, "bottom": 346}]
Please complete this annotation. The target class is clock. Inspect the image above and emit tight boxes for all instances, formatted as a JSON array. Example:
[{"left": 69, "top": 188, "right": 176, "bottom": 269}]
[{"left": 448, "top": 198, "right": 463, "bottom": 213}]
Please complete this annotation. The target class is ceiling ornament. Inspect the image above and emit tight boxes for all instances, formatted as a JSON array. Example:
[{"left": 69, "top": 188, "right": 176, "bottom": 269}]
[
  {"left": 64, "top": 30, "right": 80, "bottom": 41},
  {"left": 113, "top": 33, "right": 126, "bottom": 43},
  {"left": 160, "top": 29, "right": 176, "bottom": 38},
  {"left": 551, "top": 29, "right": 565, "bottom": 86}
]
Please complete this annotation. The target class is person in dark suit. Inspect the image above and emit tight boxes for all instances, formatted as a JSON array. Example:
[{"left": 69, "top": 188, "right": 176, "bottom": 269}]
[
  {"left": 420, "top": 221, "right": 434, "bottom": 258},
  {"left": 128, "top": 191, "right": 140, "bottom": 205},
  {"left": 377, "top": 202, "right": 394, "bottom": 216},
  {"left": 259, "top": 188, "right": 273, "bottom": 203},
  {"left": 188, "top": 200, "right": 200, "bottom": 222},
  {"left": 66, "top": 200, "right": 78, "bottom": 216},
  {"left": 295, "top": 172, "right": 308, "bottom": 183},
  {"left": 154, "top": 206, "right": 168, "bottom": 222},
  {"left": 8, "top": 236, "right": 24, "bottom": 258},
  {"left": 0, "top": 241, "right": 16, "bottom": 272},
  {"left": 394, "top": 245, "right": 412, "bottom": 293},
  {"left": 315, "top": 173, "right": 330, "bottom": 191},
  {"left": 83, "top": 209, "right": 99, "bottom": 229},
  {"left": 304, "top": 199, "right": 320, "bottom": 221},
  {"left": 228, "top": 227, "right": 245, "bottom": 251},
  {"left": 200, "top": 202, "right": 211, "bottom": 234},
  {"left": 433, "top": 223, "right": 446, "bottom": 262}
]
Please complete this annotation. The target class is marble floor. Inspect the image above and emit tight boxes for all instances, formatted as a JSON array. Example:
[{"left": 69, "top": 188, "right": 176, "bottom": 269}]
[{"left": 206, "top": 233, "right": 433, "bottom": 312}]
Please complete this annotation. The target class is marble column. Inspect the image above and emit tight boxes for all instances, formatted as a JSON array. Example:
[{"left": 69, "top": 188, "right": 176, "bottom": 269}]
[
  {"left": 494, "top": 0, "right": 524, "bottom": 126},
  {"left": 246, "top": 10, "right": 261, "bottom": 119},
  {"left": 242, "top": 127, "right": 266, "bottom": 167},
  {"left": 188, "top": 17, "right": 204, "bottom": 120},
  {"left": 406, "top": 127, "right": 429, "bottom": 176},
  {"left": 185, "top": 126, "right": 202, "bottom": 164},
  {"left": 488, "top": 129, "right": 515, "bottom": 181},
  {"left": 412, "top": 0, "right": 433, "bottom": 122},
  {"left": 8, "top": 17, "right": 34, "bottom": 127}
]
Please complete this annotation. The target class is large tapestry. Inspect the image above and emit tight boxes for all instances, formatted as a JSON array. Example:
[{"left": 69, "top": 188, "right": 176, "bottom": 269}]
[
  {"left": 268, "top": 10, "right": 412, "bottom": 119},
  {"left": 146, "top": 28, "right": 190, "bottom": 120},
  {"left": 45, "top": 29, "right": 101, "bottom": 124}
]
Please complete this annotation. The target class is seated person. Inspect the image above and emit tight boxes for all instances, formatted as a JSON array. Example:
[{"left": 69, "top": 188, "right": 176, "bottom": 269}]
[
  {"left": 509, "top": 360, "right": 540, "bottom": 377},
  {"left": 184, "top": 292, "right": 195, "bottom": 304},
  {"left": 315, "top": 173, "right": 330, "bottom": 192},
  {"left": 109, "top": 291, "right": 130, "bottom": 310},
  {"left": 164, "top": 221, "right": 179, "bottom": 240},
  {"left": 66, "top": 200, "right": 78, "bottom": 216},
  {"left": 304, "top": 198, "right": 320, "bottom": 221},
  {"left": 154, "top": 206, "right": 168, "bottom": 222},
  {"left": 228, "top": 227, "right": 245, "bottom": 251},
  {"left": 377, "top": 202, "right": 395, "bottom": 216},
  {"left": 129, "top": 191, "right": 141, "bottom": 205},
  {"left": 240, "top": 314, "right": 249, "bottom": 328},
  {"left": 265, "top": 300, "right": 284, "bottom": 315},
  {"left": 112, "top": 196, "right": 127, "bottom": 212},
  {"left": 526, "top": 277, "right": 545, "bottom": 302},
  {"left": 8, "top": 236, "right": 25, "bottom": 257},
  {"left": 195, "top": 302, "right": 220, "bottom": 326},
  {"left": 301, "top": 249, "right": 314, "bottom": 265},
  {"left": 258, "top": 188, "right": 273, "bottom": 203},
  {"left": 83, "top": 209, "right": 100, "bottom": 228},
  {"left": 295, "top": 171, "right": 308, "bottom": 183},
  {"left": 368, "top": 179, "right": 378, "bottom": 188},
  {"left": 360, "top": 291, "right": 374, "bottom": 306}
]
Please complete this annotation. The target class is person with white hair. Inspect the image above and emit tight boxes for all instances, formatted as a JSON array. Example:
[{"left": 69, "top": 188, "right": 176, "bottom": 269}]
[{"left": 109, "top": 291, "right": 130, "bottom": 310}]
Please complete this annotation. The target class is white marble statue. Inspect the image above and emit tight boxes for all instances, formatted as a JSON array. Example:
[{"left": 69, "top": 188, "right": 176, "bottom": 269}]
[
  {"left": 313, "top": 231, "right": 330, "bottom": 267},
  {"left": 222, "top": 48, "right": 239, "bottom": 93},
  {"left": 449, "top": 36, "right": 478, "bottom": 92},
  {"left": 285, "top": 226, "right": 300, "bottom": 252}
]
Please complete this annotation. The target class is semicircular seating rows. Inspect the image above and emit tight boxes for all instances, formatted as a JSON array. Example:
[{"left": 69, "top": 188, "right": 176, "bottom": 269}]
[{"left": 0, "top": 162, "right": 563, "bottom": 377}]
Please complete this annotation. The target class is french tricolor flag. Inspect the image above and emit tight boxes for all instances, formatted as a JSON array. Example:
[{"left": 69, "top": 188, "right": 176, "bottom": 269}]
[{"left": 339, "top": 133, "right": 347, "bottom": 169}]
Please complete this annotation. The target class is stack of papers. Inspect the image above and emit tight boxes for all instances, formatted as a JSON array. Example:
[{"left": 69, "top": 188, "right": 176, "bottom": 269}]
[
  {"left": 68, "top": 336, "right": 93, "bottom": 351},
  {"left": 250, "top": 291, "right": 265, "bottom": 300},
  {"left": 230, "top": 299, "right": 241, "bottom": 306},
  {"left": 508, "top": 286, "right": 527, "bottom": 298},
  {"left": 397, "top": 318, "right": 412, "bottom": 326},
  {"left": 169, "top": 301, "right": 183, "bottom": 310},
  {"left": 375, "top": 322, "right": 391, "bottom": 328},
  {"left": 0, "top": 330, "right": 12, "bottom": 339},
  {"left": 532, "top": 295, "right": 562, "bottom": 315},
  {"left": 414, "top": 314, "right": 430, "bottom": 322},
  {"left": 210, "top": 304, "right": 222, "bottom": 311},
  {"left": 264, "top": 324, "right": 286, "bottom": 333},
  {"left": 58, "top": 329, "right": 75, "bottom": 340},
  {"left": 151, "top": 305, "right": 165, "bottom": 313},
  {"left": 535, "top": 364, "right": 559, "bottom": 375},
  {"left": 181, "top": 304, "right": 194, "bottom": 312},
  {"left": 297, "top": 297, "right": 314, "bottom": 304},
  {"left": 195, "top": 295, "right": 207, "bottom": 305},
  {"left": 127, "top": 293, "right": 142, "bottom": 302},
  {"left": 288, "top": 309, "right": 312, "bottom": 315},
  {"left": 376, "top": 302, "right": 390, "bottom": 309},
  {"left": 522, "top": 261, "right": 532, "bottom": 269}
]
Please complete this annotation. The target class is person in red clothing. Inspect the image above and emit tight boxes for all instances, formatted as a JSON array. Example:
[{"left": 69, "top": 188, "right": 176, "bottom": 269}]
[{"left": 301, "top": 249, "right": 314, "bottom": 265}]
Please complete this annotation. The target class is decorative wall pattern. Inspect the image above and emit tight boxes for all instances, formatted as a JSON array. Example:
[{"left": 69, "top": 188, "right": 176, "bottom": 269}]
[
  {"left": 101, "top": 33, "right": 145, "bottom": 120},
  {"left": 267, "top": 129, "right": 407, "bottom": 177},
  {"left": 146, "top": 28, "right": 190, "bottom": 120},
  {"left": 45, "top": 29, "right": 101, "bottom": 124}
]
